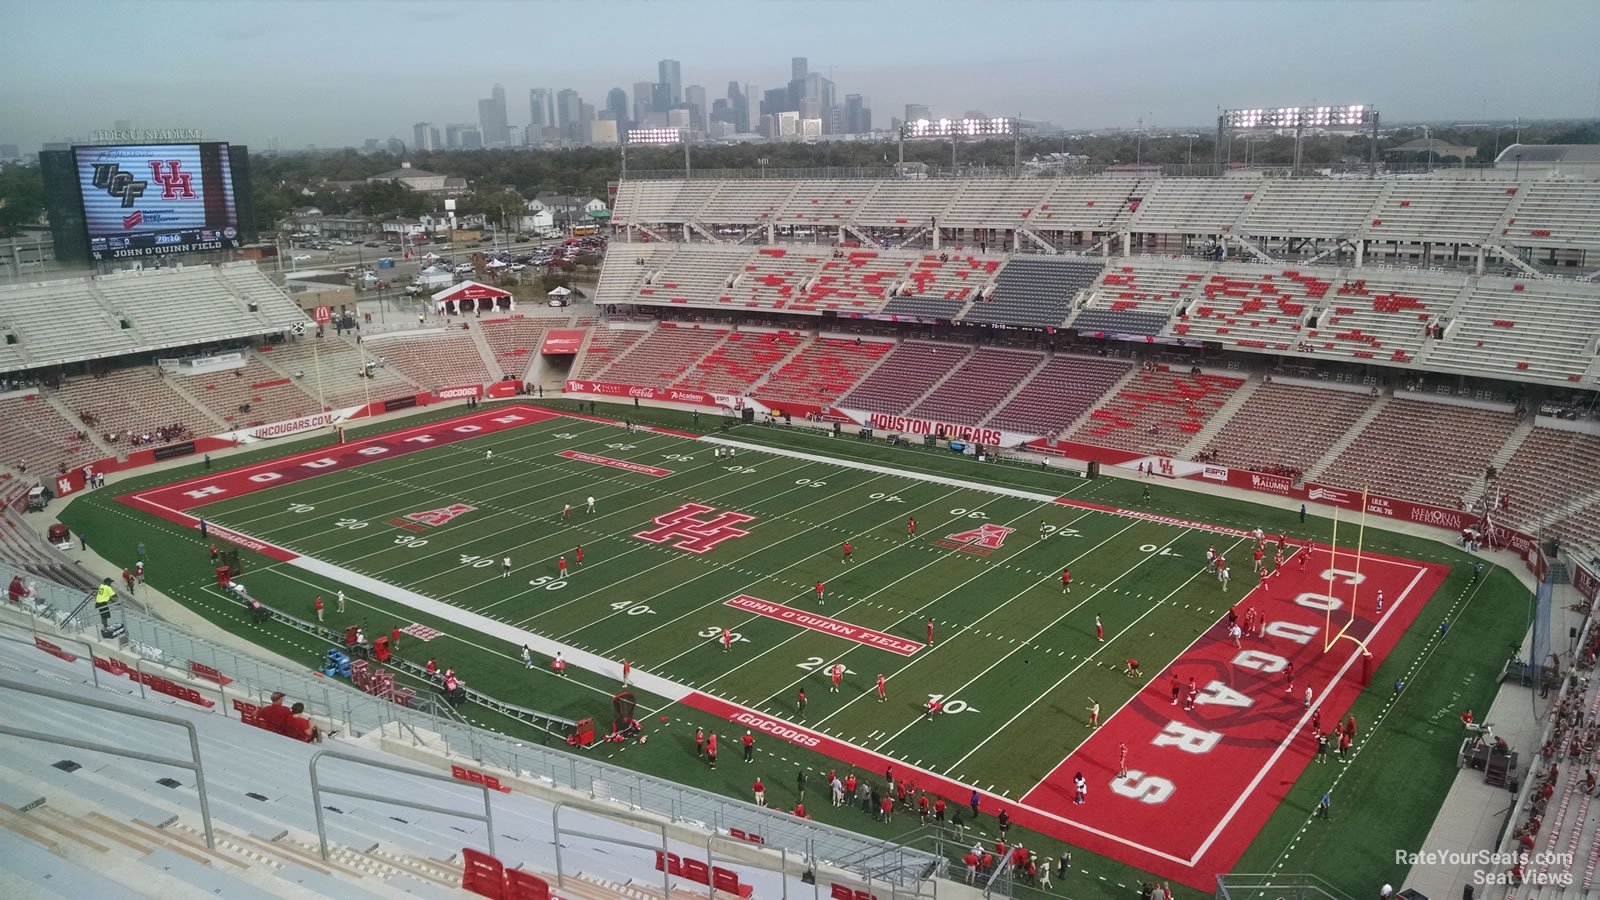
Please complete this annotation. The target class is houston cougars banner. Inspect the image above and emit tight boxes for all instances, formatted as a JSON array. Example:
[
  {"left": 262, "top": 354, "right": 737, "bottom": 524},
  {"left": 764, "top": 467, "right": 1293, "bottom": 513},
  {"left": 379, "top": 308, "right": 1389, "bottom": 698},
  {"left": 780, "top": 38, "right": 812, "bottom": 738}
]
[{"left": 832, "top": 409, "right": 1035, "bottom": 447}]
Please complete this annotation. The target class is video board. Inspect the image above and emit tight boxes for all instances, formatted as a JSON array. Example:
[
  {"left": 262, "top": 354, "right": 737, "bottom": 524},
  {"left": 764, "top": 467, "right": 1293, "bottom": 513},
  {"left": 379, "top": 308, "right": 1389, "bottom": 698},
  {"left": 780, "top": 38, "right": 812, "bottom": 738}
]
[{"left": 73, "top": 142, "right": 241, "bottom": 260}]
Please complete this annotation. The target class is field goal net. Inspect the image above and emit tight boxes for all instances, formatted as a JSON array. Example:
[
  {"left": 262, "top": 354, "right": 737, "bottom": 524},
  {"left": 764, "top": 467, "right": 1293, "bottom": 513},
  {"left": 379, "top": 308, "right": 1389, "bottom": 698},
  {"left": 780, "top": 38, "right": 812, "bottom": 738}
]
[{"left": 1215, "top": 873, "right": 1354, "bottom": 900}]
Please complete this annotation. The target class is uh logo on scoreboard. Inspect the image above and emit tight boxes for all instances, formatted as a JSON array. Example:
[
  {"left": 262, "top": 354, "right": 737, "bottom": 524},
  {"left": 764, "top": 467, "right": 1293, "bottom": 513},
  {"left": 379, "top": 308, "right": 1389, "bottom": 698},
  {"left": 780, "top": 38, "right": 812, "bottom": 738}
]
[{"left": 90, "top": 160, "right": 196, "bottom": 212}]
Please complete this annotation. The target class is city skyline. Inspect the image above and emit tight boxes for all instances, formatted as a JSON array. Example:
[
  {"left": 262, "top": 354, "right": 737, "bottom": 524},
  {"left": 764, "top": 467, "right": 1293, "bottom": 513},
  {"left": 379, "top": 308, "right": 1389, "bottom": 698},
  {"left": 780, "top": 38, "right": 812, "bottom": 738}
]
[{"left": 2, "top": 0, "right": 1598, "bottom": 151}]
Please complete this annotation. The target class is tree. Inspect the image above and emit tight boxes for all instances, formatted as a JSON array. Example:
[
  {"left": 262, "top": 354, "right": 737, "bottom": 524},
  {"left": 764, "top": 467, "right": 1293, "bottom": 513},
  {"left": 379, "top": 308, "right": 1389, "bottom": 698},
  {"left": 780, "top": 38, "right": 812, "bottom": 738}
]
[
  {"left": 455, "top": 188, "right": 527, "bottom": 230},
  {"left": 0, "top": 163, "right": 45, "bottom": 235}
]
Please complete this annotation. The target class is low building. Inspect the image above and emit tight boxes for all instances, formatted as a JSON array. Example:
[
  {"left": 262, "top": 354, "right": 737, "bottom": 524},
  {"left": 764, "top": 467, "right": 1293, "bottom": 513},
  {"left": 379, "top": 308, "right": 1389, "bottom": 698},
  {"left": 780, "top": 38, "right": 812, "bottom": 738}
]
[{"left": 365, "top": 162, "right": 469, "bottom": 196}]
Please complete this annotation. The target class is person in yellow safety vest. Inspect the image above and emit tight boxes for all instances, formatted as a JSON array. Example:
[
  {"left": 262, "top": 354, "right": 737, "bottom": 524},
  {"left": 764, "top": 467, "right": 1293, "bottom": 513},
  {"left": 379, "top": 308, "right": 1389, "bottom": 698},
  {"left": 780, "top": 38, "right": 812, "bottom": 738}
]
[{"left": 94, "top": 578, "right": 115, "bottom": 628}]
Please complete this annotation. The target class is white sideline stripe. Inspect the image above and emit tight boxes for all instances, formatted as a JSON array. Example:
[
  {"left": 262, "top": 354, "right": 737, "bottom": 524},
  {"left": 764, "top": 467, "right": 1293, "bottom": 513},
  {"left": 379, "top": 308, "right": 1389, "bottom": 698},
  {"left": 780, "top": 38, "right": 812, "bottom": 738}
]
[
  {"left": 700, "top": 437, "right": 1070, "bottom": 503},
  {"left": 290, "top": 552, "right": 693, "bottom": 705}
]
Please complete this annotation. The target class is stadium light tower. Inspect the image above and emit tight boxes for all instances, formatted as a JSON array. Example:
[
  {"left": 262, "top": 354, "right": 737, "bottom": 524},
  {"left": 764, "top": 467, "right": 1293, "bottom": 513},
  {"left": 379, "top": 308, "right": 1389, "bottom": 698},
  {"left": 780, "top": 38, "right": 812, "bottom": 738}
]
[
  {"left": 1216, "top": 105, "right": 1378, "bottom": 177},
  {"left": 899, "top": 117, "right": 1015, "bottom": 173},
  {"left": 623, "top": 127, "right": 690, "bottom": 179}
]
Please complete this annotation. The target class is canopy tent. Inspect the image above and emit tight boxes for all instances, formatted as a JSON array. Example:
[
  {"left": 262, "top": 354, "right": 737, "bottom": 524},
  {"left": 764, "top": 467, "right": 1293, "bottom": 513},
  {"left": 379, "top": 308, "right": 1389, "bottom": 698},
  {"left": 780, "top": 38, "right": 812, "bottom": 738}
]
[
  {"left": 547, "top": 286, "right": 572, "bottom": 297},
  {"left": 431, "top": 280, "right": 514, "bottom": 315}
]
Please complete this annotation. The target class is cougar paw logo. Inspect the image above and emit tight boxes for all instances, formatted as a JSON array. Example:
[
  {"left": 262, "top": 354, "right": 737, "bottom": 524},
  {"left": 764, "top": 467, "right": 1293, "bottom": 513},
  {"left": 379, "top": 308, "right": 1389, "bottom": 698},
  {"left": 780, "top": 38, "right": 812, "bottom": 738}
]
[{"left": 634, "top": 502, "right": 755, "bottom": 554}]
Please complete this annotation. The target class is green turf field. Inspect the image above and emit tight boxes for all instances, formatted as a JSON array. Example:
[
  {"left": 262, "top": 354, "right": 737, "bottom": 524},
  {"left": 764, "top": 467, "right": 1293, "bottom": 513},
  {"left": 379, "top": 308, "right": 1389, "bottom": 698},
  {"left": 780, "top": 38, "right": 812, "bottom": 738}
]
[{"left": 59, "top": 400, "right": 1529, "bottom": 899}]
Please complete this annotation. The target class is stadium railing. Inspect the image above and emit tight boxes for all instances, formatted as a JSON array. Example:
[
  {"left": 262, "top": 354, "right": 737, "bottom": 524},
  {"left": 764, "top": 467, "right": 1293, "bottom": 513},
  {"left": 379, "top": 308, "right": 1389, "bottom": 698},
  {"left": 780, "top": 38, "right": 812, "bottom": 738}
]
[{"left": 0, "top": 559, "right": 947, "bottom": 890}]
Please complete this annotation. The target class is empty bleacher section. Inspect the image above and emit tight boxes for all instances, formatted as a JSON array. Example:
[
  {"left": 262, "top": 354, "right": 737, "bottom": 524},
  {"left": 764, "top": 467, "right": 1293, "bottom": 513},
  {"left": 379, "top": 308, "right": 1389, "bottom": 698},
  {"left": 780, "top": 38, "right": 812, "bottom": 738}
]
[
  {"left": 1310, "top": 271, "right": 1465, "bottom": 364},
  {"left": 256, "top": 335, "right": 418, "bottom": 411},
  {"left": 837, "top": 340, "right": 972, "bottom": 414},
  {"left": 908, "top": 347, "right": 1043, "bottom": 427},
  {"left": 752, "top": 336, "right": 892, "bottom": 408},
  {"left": 1502, "top": 180, "right": 1600, "bottom": 251},
  {"left": 573, "top": 326, "right": 649, "bottom": 379},
  {"left": 780, "top": 180, "right": 882, "bottom": 226},
  {"left": 1068, "top": 368, "right": 1245, "bottom": 455},
  {"left": 695, "top": 179, "right": 800, "bottom": 224},
  {"left": 54, "top": 367, "right": 216, "bottom": 448},
  {"left": 1240, "top": 179, "right": 1387, "bottom": 239},
  {"left": 181, "top": 357, "right": 319, "bottom": 428},
  {"left": 0, "top": 395, "right": 95, "bottom": 474},
  {"left": 589, "top": 323, "right": 728, "bottom": 387},
  {"left": 1035, "top": 177, "right": 1143, "bottom": 231},
  {"left": 1366, "top": 181, "right": 1517, "bottom": 245},
  {"left": 966, "top": 258, "right": 1103, "bottom": 328},
  {"left": 1200, "top": 382, "right": 1374, "bottom": 478},
  {"left": 1318, "top": 397, "right": 1518, "bottom": 508},
  {"left": 367, "top": 332, "right": 495, "bottom": 391},
  {"left": 612, "top": 179, "right": 719, "bottom": 225},
  {"left": 676, "top": 330, "right": 803, "bottom": 394},
  {"left": 1171, "top": 266, "right": 1334, "bottom": 351},
  {"left": 1424, "top": 277, "right": 1600, "bottom": 382},
  {"left": 1129, "top": 179, "right": 1256, "bottom": 235},
  {"left": 1073, "top": 261, "right": 1204, "bottom": 335},
  {"left": 0, "top": 263, "right": 305, "bottom": 374},
  {"left": 637, "top": 244, "right": 752, "bottom": 306},
  {"left": 940, "top": 179, "right": 1053, "bottom": 230},
  {"left": 987, "top": 355, "right": 1133, "bottom": 437},
  {"left": 594, "top": 243, "right": 676, "bottom": 304},
  {"left": 480, "top": 316, "right": 555, "bottom": 377},
  {"left": 851, "top": 181, "right": 961, "bottom": 229}
]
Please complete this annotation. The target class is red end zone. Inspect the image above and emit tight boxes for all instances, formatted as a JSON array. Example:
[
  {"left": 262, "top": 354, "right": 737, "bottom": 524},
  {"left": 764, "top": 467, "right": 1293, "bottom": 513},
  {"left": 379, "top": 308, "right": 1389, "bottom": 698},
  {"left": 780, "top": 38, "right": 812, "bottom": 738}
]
[{"left": 687, "top": 546, "right": 1447, "bottom": 890}]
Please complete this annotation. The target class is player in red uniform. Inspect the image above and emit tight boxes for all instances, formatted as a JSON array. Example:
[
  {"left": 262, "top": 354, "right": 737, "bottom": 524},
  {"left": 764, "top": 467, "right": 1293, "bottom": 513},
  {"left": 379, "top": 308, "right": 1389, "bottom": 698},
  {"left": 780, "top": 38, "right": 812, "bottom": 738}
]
[
  {"left": 1284, "top": 661, "right": 1295, "bottom": 693},
  {"left": 575, "top": 545, "right": 584, "bottom": 567},
  {"left": 926, "top": 618, "right": 935, "bottom": 646},
  {"left": 1253, "top": 546, "right": 1264, "bottom": 566},
  {"left": 816, "top": 581, "right": 825, "bottom": 605},
  {"left": 1061, "top": 569, "right": 1072, "bottom": 594},
  {"left": 1170, "top": 673, "right": 1181, "bottom": 705},
  {"left": 1214, "top": 555, "right": 1226, "bottom": 582},
  {"left": 1118, "top": 742, "right": 1129, "bottom": 777},
  {"left": 842, "top": 541, "right": 853, "bottom": 564},
  {"left": 1273, "top": 549, "right": 1284, "bottom": 572},
  {"left": 876, "top": 673, "right": 887, "bottom": 701},
  {"left": 1300, "top": 545, "right": 1310, "bottom": 570},
  {"left": 1124, "top": 658, "right": 1141, "bottom": 678},
  {"left": 907, "top": 517, "right": 917, "bottom": 538},
  {"left": 722, "top": 627, "right": 733, "bottom": 652},
  {"left": 558, "top": 555, "right": 568, "bottom": 577},
  {"left": 830, "top": 663, "right": 844, "bottom": 692},
  {"left": 1095, "top": 615, "right": 1104, "bottom": 641}
]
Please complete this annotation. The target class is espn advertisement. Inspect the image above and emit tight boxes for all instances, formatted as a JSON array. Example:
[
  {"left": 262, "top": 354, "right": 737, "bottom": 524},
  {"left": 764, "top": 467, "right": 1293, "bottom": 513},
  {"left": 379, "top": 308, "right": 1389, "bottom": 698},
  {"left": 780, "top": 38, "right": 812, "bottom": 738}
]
[{"left": 74, "top": 142, "right": 240, "bottom": 260}]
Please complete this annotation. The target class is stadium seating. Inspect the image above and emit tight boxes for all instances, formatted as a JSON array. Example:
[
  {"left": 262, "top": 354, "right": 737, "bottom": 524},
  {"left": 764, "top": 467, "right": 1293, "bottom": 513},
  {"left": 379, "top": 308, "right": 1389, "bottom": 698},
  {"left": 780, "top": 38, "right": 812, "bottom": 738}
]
[
  {"left": 1240, "top": 179, "right": 1387, "bottom": 239},
  {"left": 590, "top": 323, "right": 728, "bottom": 387},
  {"left": 1170, "top": 267, "right": 1334, "bottom": 351},
  {"left": 54, "top": 367, "right": 217, "bottom": 448},
  {"left": 796, "top": 250, "right": 911, "bottom": 313},
  {"left": 0, "top": 280, "right": 140, "bottom": 368},
  {"left": 1074, "top": 261, "right": 1205, "bottom": 335},
  {"left": 638, "top": 244, "right": 753, "bottom": 306},
  {"left": 940, "top": 179, "right": 1054, "bottom": 230},
  {"left": 676, "top": 330, "right": 803, "bottom": 394},
  {"left": 1423, "top": 277, "right": 1600, "bottom": 382},
  {"left": 255, "top": 335, "right": 418, "bottom": 411},
  {"left": 182, "top": 357, "right": 320, "bottom": 427},
  {"left": 367, "top": 332, "right": 495, "bottom": 392},
  {"left": 1310, "top": 271, "right": 1465, "bottom": 364},
  {"left": 728, "top": 246, "right": 828, "bottom": 311},
  {"left": 753, "top": 336, "right": 893, "bottom": 408},
  {"left": 695, "top": 180, "right": 801, "bottom": 225},
  {"left": 852, "top": 182, "right": 961, "bottom": 229},
  {"left": 594, "top": 242, "right": 677, "bottom": 304},
  {"left": 837, "top": 340, "right": 973, "bottom": 414},
  {"left": 1502, "top": 180, "right": 1600, "bottom": 252},
  {"left": 614, "top": 179, "right": 720, "bottom": 224},
  {"left": 1364, "top": 181, "right": 1516, "bottom": 245},
  {"left": 1033, "top": 177, "right": 1144, "bottom": 231},
  {"left": 214, "top": 263, "right": 309, "bottom": 323},
  {"left": 0, "top": 395, "right": 96, "bottom": 475},
  {"left": 1200, "top": 382, "right": 1375, "bottom": 478},
  {"left": 574, "top": 326, "right": 649, "bottom": 379},
  {"left": 1492, "top": 427, "right": 1600, "bottom": 540},
  {"left": 964, "top": 258, "right": 1103, "bottom": 329},
  {"left": 1317, "top": 397, "right": 1517, "bottom": 508},
  {"left": 780, "top": 180, "right": 883, "bottom": 225},
  {"left": 480, "top": 315, "right": 556, "bottom": 378},
  {"left": 986, "top": 355, "right": 1133, "bottom": 437},
  {"left": 1068, "top": 368, "right": 1245, "bottom": 455},
  {"left": 909, "top": 347, "right": 1044, "bottom": 427},
  {"left": 1129, "top": 180, "right": 1256, "bottom": 235}
]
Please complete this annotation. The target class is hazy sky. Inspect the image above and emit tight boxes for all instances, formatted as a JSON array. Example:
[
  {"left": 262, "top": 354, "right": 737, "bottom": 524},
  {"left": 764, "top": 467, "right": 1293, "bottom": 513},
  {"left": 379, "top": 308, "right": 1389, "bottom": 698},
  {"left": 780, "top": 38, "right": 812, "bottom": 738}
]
[{"left": 2, "top": 0, "right": 1597, "bottom": 150}]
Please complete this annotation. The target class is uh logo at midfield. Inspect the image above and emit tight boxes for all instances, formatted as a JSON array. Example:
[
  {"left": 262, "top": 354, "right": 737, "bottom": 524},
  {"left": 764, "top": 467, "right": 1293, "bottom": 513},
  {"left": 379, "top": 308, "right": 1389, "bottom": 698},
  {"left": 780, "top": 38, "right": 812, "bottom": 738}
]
[{"left": 634, "top": 503, "right": 756, "bottom": 554}]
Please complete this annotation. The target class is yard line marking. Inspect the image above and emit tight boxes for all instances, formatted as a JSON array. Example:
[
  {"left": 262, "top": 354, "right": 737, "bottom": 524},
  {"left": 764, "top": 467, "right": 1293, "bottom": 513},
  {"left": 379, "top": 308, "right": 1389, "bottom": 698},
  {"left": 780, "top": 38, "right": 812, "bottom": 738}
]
[{"left": 863, "top": 524, "right": 1190, "bottom": 749}]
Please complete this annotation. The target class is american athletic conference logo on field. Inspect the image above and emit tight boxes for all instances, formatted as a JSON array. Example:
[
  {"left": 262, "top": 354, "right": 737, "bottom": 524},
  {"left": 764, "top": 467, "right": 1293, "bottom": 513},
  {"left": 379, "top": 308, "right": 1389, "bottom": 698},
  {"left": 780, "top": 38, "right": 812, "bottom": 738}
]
[{"left": 933, "top": 523, "right": 1015, "bottom": 557}]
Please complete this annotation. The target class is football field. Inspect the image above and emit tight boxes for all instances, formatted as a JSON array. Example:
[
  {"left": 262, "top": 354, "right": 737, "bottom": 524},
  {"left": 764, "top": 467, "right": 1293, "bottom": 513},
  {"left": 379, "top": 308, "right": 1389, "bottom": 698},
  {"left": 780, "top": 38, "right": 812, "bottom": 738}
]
[{"left": 115, "top": 405, "right": 1449, "bottom": 887}]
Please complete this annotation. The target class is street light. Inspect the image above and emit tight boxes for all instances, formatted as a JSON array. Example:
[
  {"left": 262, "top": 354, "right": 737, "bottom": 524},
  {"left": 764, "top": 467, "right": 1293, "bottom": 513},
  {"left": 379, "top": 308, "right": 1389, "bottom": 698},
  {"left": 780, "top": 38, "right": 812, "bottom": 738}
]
[
  {"left": 758, "top": 157, "right": 770, "bottom": 179},
  {"left": 1218, "top": 104, "right": 1376, "bottom": 177}
]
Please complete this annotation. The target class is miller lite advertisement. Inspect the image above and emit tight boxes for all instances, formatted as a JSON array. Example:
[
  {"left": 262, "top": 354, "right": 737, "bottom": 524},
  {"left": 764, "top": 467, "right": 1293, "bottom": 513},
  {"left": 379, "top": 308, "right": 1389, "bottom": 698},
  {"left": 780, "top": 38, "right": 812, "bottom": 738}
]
[{"left": 74, "top": 143, "right": 241, "bottom": 260}]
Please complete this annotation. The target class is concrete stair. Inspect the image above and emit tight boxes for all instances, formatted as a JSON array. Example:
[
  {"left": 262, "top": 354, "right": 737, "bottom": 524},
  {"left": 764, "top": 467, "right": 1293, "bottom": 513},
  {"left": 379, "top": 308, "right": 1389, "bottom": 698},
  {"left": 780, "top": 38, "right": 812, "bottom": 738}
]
[
  {"left": 1052, "top": 363, "right": 1142, "bottom": 441},
  {"left": 1302, "top": 393, "right": 1392, "bottom": 484},
  {"left": 1178, "top": 374, "right": 1264, "bottom": 458}
]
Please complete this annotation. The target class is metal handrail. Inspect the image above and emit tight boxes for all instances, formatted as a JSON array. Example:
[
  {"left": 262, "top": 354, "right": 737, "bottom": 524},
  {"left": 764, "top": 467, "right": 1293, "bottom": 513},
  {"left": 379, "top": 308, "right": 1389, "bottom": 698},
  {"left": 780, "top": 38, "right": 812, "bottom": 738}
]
[
  {"left": 0, "top": 673, "right": 215, "bottom": 849},
  {"left": 552, "top": 800, "right": 672, "bottom": 897},
  {"left": 309, "top": 748, "right": 495, "bottom": 860}
]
